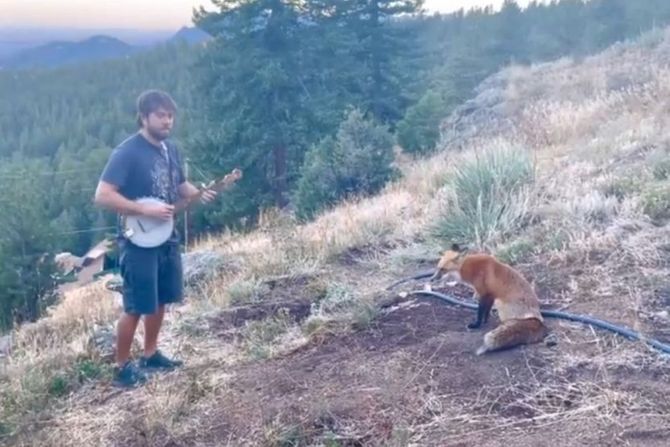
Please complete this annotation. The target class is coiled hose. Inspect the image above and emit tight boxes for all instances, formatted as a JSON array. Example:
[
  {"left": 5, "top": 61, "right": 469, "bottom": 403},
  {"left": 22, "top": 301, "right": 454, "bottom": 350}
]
[
  {"left": 407, "top": 289, "right": 670, "bottom": 355},
  {"left": 385, "top": 271, "right": 435, "bottom": 290}
]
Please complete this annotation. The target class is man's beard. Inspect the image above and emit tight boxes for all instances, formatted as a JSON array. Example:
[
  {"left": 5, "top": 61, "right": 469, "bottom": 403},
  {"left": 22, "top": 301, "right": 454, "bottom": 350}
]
[{"left": 147, "top": 125, "right": 171, "bottom": 141}]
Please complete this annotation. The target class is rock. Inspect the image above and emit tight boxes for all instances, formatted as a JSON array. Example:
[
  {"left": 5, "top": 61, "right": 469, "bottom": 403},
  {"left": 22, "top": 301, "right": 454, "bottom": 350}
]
[
  {"left": 182, "top": 249, "right": 240, "bottom": 289},
  {"left": 86, "top": 324, "right": 117, "bottom": 362},
  {"left": 0, "top": 334, "right": 11, "bottom": 358},
  {"left": 87, "top": 323, "right": 145, "bottom": 362},
  {"left": 104, "top": 276, "right": 123, "bottom": 293},
  {"left": 103, "top": 249, "right": 241, "bottom": 295},
  {"left": 654, "top": 310, "right": 669, "bottom": 320}
]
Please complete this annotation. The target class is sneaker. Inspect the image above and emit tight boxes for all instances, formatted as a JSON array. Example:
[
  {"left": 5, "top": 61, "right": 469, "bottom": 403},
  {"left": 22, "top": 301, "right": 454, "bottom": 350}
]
[
  {"left": 113, "top": 360, "right": 148, "bottom": 388},
  {"left": 139, "top": 350, "right": 183, "bottom": 370}
]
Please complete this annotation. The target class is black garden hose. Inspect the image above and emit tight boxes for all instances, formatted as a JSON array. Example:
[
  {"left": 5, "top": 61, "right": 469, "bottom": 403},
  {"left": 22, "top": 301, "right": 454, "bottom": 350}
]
[
  {"left": 408, "top": 289, "right": 670, "bottom": 355},
  {"left": 385, "top": 271, "right": 435, "bottom": 290}
]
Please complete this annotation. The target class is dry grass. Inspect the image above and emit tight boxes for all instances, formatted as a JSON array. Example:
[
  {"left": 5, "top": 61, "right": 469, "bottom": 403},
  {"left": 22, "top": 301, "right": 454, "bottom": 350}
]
[
  {"left": 0, "top": 281, "right": 121, "bottom": 442},
  {"left": 237, "top": 310, "right": 307, "bottom": 360},
  {"left": 13, "top": 280, "right": 119, "bottom": 354},
  {"left": 4, "top": 26, "right": 670, "bottom": 447},
  {"left": 302, "top": 282, "right": 378, "bottom": 336},
  {"left": 407, "top": 333, "right": 670, "bottom": 445}
]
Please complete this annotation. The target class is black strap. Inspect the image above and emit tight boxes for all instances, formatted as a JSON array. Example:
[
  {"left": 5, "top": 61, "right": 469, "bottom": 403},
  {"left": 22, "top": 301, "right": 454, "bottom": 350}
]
[{"left": 161, "top": 141, "right": 177, "bottom": 204}]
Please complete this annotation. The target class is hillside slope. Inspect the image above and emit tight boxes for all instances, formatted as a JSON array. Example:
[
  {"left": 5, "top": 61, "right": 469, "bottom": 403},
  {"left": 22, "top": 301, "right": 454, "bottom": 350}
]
[{"left": 3, "top": 28, "right": 670, "bottom": 446}]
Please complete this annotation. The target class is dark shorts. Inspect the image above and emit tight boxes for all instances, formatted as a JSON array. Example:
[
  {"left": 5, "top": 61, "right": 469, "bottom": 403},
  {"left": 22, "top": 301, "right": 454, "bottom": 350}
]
[{"left": 118, "top": 240, "right": 183, "bottom": 315}]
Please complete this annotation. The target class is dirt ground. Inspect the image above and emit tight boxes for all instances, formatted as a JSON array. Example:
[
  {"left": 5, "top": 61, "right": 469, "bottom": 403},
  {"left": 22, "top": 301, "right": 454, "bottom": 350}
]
[
  {"left": 97, "top": 276, "right": 670, "bottom": 447},
  {"left": 9, "top": 257, "right": 670, "bottom": 447}
]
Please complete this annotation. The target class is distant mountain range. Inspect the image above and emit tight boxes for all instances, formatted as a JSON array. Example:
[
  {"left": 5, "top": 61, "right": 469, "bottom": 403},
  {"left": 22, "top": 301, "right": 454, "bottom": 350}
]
[{"left": 0, "top": 26, "right": 211, "bottom": 70}]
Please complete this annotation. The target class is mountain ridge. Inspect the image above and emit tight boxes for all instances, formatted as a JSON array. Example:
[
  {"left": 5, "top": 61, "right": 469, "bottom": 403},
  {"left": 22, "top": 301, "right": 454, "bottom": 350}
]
[{"left": 0, "top": 26, "right": 210, "bottom": 70}]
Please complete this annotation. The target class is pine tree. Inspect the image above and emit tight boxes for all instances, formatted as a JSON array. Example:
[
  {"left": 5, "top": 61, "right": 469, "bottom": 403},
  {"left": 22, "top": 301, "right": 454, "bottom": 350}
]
[
  {"left": 0, "top": 159, "right": 61, "bottom": 329},
  {"left": 294, "top": 108, "right": 397, "bottom": 220},
  {"left": 191, "top": 0, "right": 366, "bottom": 228},
  {"left": 335, "top": 0, "right": 423, "bottom": 124}
]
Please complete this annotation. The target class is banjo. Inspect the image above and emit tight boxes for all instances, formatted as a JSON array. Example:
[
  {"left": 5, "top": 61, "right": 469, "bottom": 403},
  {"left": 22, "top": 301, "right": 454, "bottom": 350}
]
[{"left": 121, "top": 168, "right": 242, "bottom": 248}]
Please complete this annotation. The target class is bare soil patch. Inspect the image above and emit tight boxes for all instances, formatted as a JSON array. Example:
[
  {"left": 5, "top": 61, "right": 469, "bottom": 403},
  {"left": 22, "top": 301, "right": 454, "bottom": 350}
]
[{"left": 151, "top": 283, "right": 670, "bottom": 446}]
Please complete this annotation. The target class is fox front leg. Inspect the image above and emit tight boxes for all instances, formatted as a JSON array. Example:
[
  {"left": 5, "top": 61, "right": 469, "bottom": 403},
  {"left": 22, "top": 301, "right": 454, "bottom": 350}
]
[{"left": 468, "top": 293, "right": 494, "bottom": 330}]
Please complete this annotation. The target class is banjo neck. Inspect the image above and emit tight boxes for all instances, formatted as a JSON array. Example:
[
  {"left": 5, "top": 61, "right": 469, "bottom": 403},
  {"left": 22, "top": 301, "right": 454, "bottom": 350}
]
[{"left": 174, "top": 168, "right": 242, "bottom": 213}]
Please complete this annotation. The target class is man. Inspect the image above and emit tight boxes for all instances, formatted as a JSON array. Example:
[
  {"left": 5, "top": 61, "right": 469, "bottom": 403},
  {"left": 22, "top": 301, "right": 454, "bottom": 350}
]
[{"left": 94, "top": 89, "right": 216, "bottom": 387}]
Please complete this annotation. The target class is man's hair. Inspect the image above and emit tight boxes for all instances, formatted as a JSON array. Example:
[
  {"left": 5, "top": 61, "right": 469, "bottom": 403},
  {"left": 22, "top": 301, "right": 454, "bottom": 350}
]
[{"left": 136, "top": 89, "right": 177, "bottom": 127}]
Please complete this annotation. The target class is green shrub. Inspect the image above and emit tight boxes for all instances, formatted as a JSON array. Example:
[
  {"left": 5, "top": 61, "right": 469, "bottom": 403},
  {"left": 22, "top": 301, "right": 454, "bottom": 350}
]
[
  {"left": 642, "top": 182, "right": 670, "bottom": 221},
  {"left": 294, "top": 108, "right": 398, "bottom": 220},
  {"left": 396, "top": 90, "right": 446, "bottom": 155},
  {"left": 432, "top": 145, "right": 535, "bottom": 247},
  {"left": 495, "top": 237, "right": 535, "bottom": 264},
  {"left": 647, "top": 148, "right": 670, "bottom": 180},
  {"left": 600, "top": 175, "right": 643, "bottom": 200}
]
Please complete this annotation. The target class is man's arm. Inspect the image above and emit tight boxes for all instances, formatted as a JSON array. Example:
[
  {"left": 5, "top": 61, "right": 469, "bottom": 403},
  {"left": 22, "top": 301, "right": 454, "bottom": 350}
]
[
  {"left": 94, "top": 181, "right": 145, "bottom": 215},
  {"left": 178, "top": 181, "right": 200, "bottom": 200},
  {"left": 175, "top": 181, "right": 217, "bottom": 212},
  {"left": 94, "top": 181, "right": 174, "bottom": 220},
  {"left": 95, "top": 147, "right": 140, "bottom": 214},
  {"left": 175, "top": 181, "right": 199, "bottom": 212}
]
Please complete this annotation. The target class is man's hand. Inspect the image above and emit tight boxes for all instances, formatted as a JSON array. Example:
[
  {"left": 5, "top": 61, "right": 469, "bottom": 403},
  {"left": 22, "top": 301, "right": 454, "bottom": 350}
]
[
  {"left": 200, "top": 188, "right": 217, "bottom": 204},
  {"left": 141, "top": 202, "right": 174, "bottom": 220}
]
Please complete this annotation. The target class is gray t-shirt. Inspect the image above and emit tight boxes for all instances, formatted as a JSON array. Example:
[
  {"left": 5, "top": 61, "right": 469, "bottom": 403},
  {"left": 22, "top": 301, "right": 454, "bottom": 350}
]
[{"left": 99, "top": 132, "right": 186, "bottom": 244}]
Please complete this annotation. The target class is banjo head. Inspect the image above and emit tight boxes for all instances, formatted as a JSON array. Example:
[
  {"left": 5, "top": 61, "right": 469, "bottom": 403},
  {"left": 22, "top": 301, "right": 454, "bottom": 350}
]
[{"left": 123, "top": 197, "right": 175, "bottom": 248}]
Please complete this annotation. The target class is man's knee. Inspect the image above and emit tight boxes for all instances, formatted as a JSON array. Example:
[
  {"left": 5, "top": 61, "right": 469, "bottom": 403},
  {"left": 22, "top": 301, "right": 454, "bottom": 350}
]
[
  {"left": 121, "top": 311, "right": 142, "bottom": 321},
  {"left": 122, "top": 290, "right": 159, "bottom": 315}
]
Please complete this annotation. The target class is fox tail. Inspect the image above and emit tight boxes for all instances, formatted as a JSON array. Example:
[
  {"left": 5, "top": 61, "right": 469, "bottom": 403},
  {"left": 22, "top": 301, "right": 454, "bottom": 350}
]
[{"left": 476, "top": 318, "right": 549, "bottom": 355}]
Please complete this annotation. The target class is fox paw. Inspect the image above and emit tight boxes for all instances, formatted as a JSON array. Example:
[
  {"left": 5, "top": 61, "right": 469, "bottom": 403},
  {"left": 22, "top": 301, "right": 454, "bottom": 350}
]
[
  {"left": 475, "top": 345, "right": 488, "bottom": 356},
  {"left": 467, "top": 322, "right": 480, "bottom": 330}
]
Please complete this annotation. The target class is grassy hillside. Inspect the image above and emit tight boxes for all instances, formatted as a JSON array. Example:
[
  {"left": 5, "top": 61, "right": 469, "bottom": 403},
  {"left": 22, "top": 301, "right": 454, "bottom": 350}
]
[{"left": 3, "top": 27, "right": 670, "bottom": 446}]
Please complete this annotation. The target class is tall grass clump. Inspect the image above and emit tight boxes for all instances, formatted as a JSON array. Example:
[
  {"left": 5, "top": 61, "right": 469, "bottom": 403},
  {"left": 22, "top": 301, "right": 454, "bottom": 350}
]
[{"left": 432, "top": 144, "right": 536, "bottom": 248}]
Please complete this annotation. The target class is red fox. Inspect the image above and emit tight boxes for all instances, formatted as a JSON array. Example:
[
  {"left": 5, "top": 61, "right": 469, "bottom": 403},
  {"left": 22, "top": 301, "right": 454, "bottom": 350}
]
[{"left": 430, "top": 244, "right": 549, "bottom": 355}]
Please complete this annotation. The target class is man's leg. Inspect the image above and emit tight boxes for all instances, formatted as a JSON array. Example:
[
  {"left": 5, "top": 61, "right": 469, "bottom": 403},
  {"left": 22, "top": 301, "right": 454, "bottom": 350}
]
[
  {"left": 139, "top": 243, "right": 183, "bottom": 370},
  {"left": 114, "top": 241, "right": 159, "bottom": 386},
  {"left": 116, "top": 312, "right": 141, "bottom": 366},
  {"left": 113, "top": 312, "right": 147, "bottom": 387},
  {"left": 143, "top": 304, "right": 165, "bottom": 358}
]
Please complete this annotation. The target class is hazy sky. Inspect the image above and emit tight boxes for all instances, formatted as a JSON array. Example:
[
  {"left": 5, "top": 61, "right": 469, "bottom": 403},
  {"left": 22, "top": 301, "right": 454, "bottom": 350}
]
[{"left": 0, "top": 0, "right": 536, "bottom": 30}]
